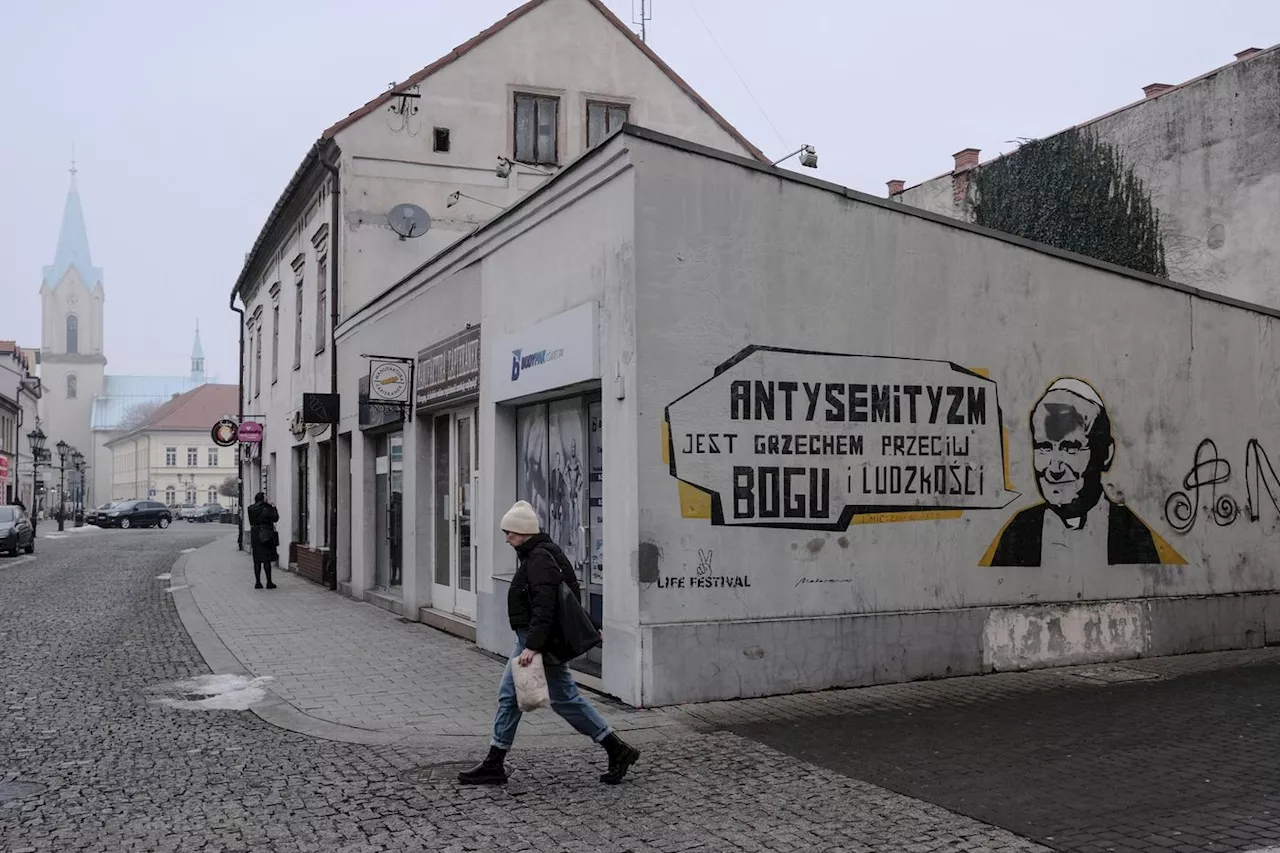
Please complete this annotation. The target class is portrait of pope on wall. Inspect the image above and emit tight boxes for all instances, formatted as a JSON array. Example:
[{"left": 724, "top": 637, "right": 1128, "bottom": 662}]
[{"left": 982, "top": 377, "right": 1181, "bottom": 568}]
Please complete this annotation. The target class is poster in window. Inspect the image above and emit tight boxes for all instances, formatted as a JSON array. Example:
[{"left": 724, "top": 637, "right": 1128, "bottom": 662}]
[{"left": 547, "top": 399, "right": 585, "bottom": 567}]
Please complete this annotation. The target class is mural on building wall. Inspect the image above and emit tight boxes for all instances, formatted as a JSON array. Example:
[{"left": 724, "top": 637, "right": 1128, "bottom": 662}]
[
  {"left": 1164, "top": 438, "right": 1280, "bottom": 533},
  {"left": 663, "top": 346, "right": 1021, "bottom": 530},
  {"left": 979, "top": 378, "right": 1185, "bottom": 567}
]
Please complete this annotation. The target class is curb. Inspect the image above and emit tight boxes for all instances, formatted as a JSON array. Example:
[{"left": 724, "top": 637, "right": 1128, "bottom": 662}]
[{"left": 168, "top": 537, "right": 688, "bottom": 750}]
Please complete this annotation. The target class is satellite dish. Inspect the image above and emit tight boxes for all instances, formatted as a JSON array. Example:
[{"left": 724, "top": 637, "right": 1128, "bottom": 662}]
[{"left": 388, "top": 203, "right": 431, "bottom": 240}]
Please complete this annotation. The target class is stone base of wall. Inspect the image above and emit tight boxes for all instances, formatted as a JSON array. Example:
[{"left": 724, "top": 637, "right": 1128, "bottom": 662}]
[
  {"left": 640, "top": 591, "right": 1280, "bottom": 707},
  {"left": 287, "top": 543, "right": 328, "bottom": 586}
]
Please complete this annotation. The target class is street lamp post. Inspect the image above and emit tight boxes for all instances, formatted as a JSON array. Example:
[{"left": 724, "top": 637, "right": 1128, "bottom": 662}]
[
  {"left": 26, "top": 428, "right": 46, "bottom": 535},
  {"left": 71, "top": 450, "right": 85, "bottom": 527},
  {"left": 55, "top": 440, "right": 69, "bottom": 532}
]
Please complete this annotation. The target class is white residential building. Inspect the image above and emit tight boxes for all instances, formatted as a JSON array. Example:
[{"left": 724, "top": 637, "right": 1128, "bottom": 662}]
[
  {"left": 0, "top": 343, "right": 41, "bottom": 510},
  {"left": 232, "top": 0, "right": 765, "bottom": 588},
  {"left": 104, "top": 384, "right": 240, "bottom": 507}
]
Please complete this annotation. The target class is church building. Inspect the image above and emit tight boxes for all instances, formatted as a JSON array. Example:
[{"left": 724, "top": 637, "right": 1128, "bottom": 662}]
[{"left": 39, "top": 166, "right": 211, "bottom": 508}]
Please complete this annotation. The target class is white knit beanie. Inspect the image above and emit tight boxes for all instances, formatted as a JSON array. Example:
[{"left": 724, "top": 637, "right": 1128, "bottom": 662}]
[{"left": 500, "top": 500, "right": 540, "bottom": 535}]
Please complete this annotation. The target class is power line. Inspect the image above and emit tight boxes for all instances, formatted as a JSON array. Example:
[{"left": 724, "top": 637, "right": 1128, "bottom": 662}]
[{"left": 683, "top": 0, "right": 788, "bottom": 150}]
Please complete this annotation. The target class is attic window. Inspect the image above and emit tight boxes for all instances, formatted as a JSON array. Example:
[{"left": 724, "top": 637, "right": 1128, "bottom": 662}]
[{"left": 433, "top": 127, "right": 450, "bottom": 153}]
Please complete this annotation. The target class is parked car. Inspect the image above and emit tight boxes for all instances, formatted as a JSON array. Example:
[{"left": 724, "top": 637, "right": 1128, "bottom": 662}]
[
  {"left": 177, "top": 505, "right": 201, "bottom": 521},
  {"left": 95, "top": 500, "right": 172, "bottom": 529},
  {"left": 0, "top": 505, "right": 35, "bottom": 556},
  {"left": 187, "top": 503, "right": 224, "bottom": 523}
]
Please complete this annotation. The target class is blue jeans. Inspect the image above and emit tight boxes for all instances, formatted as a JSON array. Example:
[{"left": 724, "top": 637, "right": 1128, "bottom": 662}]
[{"left": 491, "top": 631, "right": 612, "bottom": 750}]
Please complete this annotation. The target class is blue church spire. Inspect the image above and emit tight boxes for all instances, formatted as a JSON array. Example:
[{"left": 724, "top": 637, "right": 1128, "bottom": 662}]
[{"left": 43, "top": 160, "right": 103, "bottom": 291}]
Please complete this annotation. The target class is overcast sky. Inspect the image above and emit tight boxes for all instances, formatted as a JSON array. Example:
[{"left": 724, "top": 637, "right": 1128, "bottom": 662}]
[{"left": 1, "top": 0, "right": 1276, "bottom": 383}]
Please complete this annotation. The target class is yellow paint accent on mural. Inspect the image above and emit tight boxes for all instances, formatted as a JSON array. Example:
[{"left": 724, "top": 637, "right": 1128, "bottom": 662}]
[
  {"left": 977, "top": 511, "right": 1017, "bottom": 567},
  {"left": 1142, "top": 515, "right": 1187, "bottom": 565},
  {"left": 679, "top": 482, "right": 712, "bottom": 518},
  {"left": 662, "top": 421, "right": 713, "bottom": 518},
  {"left": 851, "top": 509, "right": 963, "bottom": 525}
]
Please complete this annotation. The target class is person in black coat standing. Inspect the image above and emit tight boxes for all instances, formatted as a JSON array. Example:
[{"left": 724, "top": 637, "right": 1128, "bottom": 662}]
[
  {"left": 458, "top": 500, "right": 640, "bottom": 786},
  {"left": 246, "top": 492, "right": 279, "bottom": 590}
]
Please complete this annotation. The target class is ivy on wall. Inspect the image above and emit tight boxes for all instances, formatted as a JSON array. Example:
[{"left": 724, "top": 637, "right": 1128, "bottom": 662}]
[{"left": 970, "top": 129, "right": 1168, "bottom": 278}]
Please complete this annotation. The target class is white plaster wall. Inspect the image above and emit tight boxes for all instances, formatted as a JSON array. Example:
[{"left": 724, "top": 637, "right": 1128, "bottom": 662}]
[
  {"left": 333, "top": 262, "right": 480, "bottom": 606},
  {"left": 474, "top": 152, "right": 641, "bottom": 701},
  {"left": 332, "top": 0, "right": 756, "bottom": 318},
  {"left": 630, "top": 138, "right": 1280, "bottom": 630},
  {"left": 238, "top": 199, "right": 334, "bottom": 552}
]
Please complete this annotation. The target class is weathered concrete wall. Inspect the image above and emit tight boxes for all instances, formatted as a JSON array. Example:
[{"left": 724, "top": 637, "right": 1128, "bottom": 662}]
[
  {"left": 897, "top": 47, "right": 1280, "bottom": 308},
  {"left": 630, "top": 135, "right": 1280, "bottom": 704}
]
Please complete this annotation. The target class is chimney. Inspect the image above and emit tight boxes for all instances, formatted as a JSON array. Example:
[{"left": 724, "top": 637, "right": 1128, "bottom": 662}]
[
  {"left": 953, "top": 148, "right": 981, "bottom": 172},
  {"left": 952, "top": 148, "right": 980, "bottom": 207},
  {"left": 1143, "top": 83, "right": 1174, "bottom": 99},
  {"left": 1235, "top": 47, "right": 1263, "bottom": 61},
  {"left": 887, "top": 179, "right": 905, "bottom": 197}
]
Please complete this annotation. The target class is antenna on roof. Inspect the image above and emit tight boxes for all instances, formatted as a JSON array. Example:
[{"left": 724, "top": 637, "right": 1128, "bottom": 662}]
[{"left": 633, "top": 0, "right": 652, "bottom": 42}]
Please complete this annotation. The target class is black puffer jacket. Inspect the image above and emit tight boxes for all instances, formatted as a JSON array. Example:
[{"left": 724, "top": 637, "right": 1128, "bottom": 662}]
[{"left": 507, "top": 533, "right": 580, "bottom": 652}]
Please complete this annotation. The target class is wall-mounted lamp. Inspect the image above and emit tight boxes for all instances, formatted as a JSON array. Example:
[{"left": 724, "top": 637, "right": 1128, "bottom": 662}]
[{"left": 772, "top": 144, "right": 819, "bottom": 169}]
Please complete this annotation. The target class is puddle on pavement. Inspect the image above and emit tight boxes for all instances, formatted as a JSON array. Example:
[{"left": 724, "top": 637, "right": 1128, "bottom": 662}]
[{"left": 150, "top": 674, "right": 274, "bottom": 711}]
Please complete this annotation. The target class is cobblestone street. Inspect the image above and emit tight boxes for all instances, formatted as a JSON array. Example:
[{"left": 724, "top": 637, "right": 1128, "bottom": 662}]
[{"left": 1, "top": 529, "right": 1045, "bottom": 852}]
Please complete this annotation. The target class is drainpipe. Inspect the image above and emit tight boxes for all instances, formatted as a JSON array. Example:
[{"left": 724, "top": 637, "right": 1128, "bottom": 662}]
[
  {"left": 320, "top": 148, "right": 340, "bottom": 591},
  {"left": 229, "top": 291, "right": 246, "bottom": 551}
]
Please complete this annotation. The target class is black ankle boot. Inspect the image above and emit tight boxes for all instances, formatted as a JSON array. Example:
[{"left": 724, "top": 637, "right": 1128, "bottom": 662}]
[
  {"left": 457, "top": 745, "right": 508, "bottom": 785},
  {"left": 599, "top": 733, "right": 640, "bottom": 784}
]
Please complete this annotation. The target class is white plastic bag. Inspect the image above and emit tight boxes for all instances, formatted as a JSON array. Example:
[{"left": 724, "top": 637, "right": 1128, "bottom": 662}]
[{"left": 512, "top": 653, "right": 551, "bottom": 712}]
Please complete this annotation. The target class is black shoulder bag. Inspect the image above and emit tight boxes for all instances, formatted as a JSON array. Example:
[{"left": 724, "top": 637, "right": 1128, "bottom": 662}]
[{"left": 535, "top": 545, "right": 602, "bottom": 665}]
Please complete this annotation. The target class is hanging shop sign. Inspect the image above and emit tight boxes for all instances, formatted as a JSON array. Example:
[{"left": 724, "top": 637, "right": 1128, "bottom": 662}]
[{"left": 211, "top": 418, "right": 239, "bottom": 447}]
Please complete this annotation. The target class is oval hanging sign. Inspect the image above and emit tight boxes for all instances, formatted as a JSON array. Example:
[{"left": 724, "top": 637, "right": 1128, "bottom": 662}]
[
  {"left": 211, "top": 418, "right": 239, "bottom": 447},
  {"left": 237, "top": 421, "right": 263, "bottom": 443}
]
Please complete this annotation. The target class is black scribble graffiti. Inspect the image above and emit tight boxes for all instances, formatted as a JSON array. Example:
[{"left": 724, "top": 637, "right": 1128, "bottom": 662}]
[
  {"left": 695, "top": 549, "right": 714, "bottom": 577},
  {"left": 1165, "top": 439, "right": 1280, "bottom": 533}
]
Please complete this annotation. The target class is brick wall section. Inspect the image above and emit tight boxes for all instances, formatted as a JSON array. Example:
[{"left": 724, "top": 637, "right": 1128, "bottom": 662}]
[{"left": 290, "top": 543, "right": 328, "bottom": 586}]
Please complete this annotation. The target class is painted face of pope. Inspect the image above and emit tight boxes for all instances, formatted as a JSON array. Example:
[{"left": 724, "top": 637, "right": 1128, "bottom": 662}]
[{"left": 1030, "top": 380, "right": 1116, "bottom": 521}]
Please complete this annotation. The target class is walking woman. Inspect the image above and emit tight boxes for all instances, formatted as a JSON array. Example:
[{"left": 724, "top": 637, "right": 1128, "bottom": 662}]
[
  {"left": 459, "top": 500, "right": 640, "bottom": 786},
  {"left": 246, "top": 492, "right": 279, "bottom": 590}
]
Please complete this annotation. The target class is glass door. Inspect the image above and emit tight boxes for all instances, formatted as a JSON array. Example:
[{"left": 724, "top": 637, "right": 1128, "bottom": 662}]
[
  {"left": 430, "top": 408, "right": 477, "bottom": 619},
  {"left": 374, "top": 432, "right": 404, "bottom": 593}
]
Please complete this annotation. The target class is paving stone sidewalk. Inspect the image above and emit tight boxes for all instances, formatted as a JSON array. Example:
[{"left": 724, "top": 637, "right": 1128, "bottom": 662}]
[{"left": 181, "top": 533, "right": 677, "bottom": 744}]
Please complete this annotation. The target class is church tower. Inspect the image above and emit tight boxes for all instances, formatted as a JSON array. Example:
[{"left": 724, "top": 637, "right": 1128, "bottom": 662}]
[
  {"left": 191, "top": 323, "right": 206, "bottom": 384},
  {"left": 40, "top": 162, "right": 107, "bottom": 475}
]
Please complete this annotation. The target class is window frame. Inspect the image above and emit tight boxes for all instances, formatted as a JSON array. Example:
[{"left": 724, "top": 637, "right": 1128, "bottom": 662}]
[
  {"left": 207, "top": 447, "right": 218, "bottom": 467},
  {"left": 513, "top": 92, "right": 560, "bottom": 167},
  {"left": 586, "top": 100, "right": 630, "bottom": 148},
  {"left": 293, "top": 278, "right": 304, "bottom": 369},
  {"left": 186, "top": 447, "right": 198, "bottom": 467},
  {"left": 165, "top": 447, "right": 177, "bottom": 467},
  {"left": 66, "top": 373, "right": 77, "bottom": 399},
  {"left": 315, "top": 254, "right": 328, "bottom": 355},
  {"left": 66, "top": 315, "right": 79, "bottom": 354}
]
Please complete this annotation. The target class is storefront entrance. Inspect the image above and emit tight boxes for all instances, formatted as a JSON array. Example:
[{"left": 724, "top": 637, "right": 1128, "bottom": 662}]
[
  {"left": 516, "top": 394, "right": 604, "bottom": 670},
  {"left": 374, "top": 431, "right": 403, "bottom": 593},
  {"left": 431, "top": 407, "right": 477, "bottom": 619}
]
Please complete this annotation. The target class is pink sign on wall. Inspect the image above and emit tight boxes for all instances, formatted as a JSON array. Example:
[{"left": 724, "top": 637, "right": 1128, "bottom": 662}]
[{"left": 238, "top": 421, "right": 263, "bottom": 443}]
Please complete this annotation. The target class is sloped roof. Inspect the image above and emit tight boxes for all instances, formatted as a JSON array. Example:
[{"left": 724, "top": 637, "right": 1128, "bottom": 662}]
[
  {"left": 44, "top": 173, "right": 104, "bottom": 291},
  {"left": 105, "top": 384, "right": 238, "bottom": 445},
  {"left": 91, "top": 374, "right": 209, "bottom": 431},
  {"left": 322, "top": 0, "right": 766, "bottom": 161}
]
